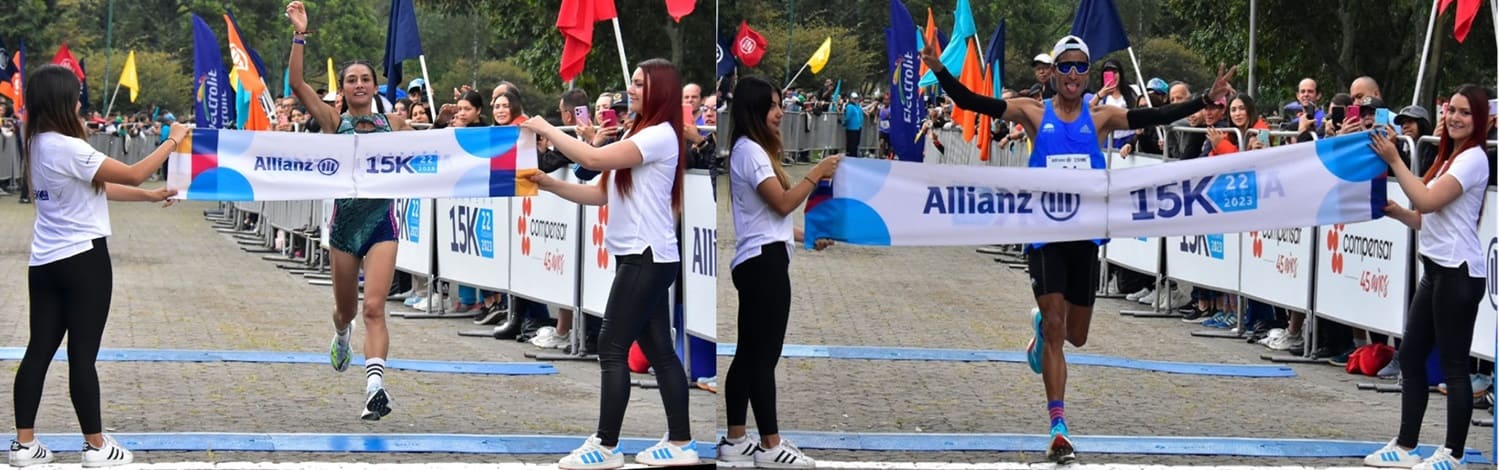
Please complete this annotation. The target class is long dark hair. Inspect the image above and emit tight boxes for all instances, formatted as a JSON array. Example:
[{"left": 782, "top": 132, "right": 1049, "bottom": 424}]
[
  {"left": 493, "top": 89, "right": 524, "bottom": 125},
  {"left": 610, "top": 58, "right": 686, "bottom": 210},
  {"left": 1427, "top": 84, "right": 1491, "bottom": 184},
  {"left": 731, "top": 76, "right": 788, "bottom": 189},
  {"left": 24, "top": 65, "right": 101, "bottom": 193},
  {"left": 454, "top": 90, "right": 488, "bottom": 127}
]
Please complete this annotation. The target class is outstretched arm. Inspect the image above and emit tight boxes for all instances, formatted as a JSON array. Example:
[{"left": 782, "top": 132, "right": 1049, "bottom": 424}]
[
  {"left": 922, "top": 41, "right": 1037, "bottom": 126},
  {"left": 286, "top": 1, "right": 339, "bottom": 133},
  {"left": 1101, "top": 63, "right": 1236, "bottom": 135}
]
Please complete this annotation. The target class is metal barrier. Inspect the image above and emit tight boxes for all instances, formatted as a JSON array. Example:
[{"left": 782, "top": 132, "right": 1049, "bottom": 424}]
[{"left": 922, "top": 127, "right": 1031, "bottom": 168}]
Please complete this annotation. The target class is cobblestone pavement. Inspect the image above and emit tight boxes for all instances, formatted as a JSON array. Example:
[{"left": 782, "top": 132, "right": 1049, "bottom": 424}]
[
  {"left": 715, "top": 162, "right": 1497, "bottom": 468},
  {"left": 0, "top": 184, "right": 715, "bottom": 465}
]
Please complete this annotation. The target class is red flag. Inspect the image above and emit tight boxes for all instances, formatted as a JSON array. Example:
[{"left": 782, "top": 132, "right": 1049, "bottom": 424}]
[
  {"left": 51, "top": 43, "right": 85, "bottom": 80},
  {"left": 1452, "top": 0, "right": 1482, "bottom": 43},
  {"left": 557, "top": 0, "right": 619, "bottom": 82},
  {"left": 733, "top": 20, "right": 768, "bottom": 68},
  {"left": 665, "top": 0, "right": 695, "bottom": 22}
]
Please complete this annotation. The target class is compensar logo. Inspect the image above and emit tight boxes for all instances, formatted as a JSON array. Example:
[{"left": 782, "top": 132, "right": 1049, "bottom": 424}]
[
  {"left": 517, "top": 197, "right": 533, "bottom": 256},
  {"left": 1326, "top": 224, "right": 1346, "bottom": 274},
  {"left": 592, "top": 205, "right": 610, "bottom": 269}
]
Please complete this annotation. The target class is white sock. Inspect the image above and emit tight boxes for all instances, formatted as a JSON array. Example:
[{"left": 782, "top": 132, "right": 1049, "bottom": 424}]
[
  {"left": 16, "top": 439, "right": 36, "bottom": 448},
  {"left": 725, "top": 435, "right": 747, "bottom": 444},
  {"left": 335, "top": 324, "right": 352, "bottom": 345},
  {"left": 365, "top": 357, "right": 385, "bottom": 390}
]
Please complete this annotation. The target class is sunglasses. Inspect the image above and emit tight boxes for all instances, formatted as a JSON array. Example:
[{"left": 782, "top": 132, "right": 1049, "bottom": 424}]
[{"left": 1055, "top": 62, "right": 1090, "bottom": 75}]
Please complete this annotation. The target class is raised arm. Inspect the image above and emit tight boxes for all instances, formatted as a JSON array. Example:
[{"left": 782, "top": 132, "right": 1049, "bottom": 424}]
[
  {"left": 921, "top": 41, "right": 1038, "bottom": 127},
  {"left": 285, "top": 1, "right": 339, "bottom": 133},
  {"left": 522, "top": 117, "right": 645, "bottom": 171}
]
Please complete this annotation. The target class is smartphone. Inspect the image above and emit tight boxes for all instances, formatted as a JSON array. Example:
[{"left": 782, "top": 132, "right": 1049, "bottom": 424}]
[
  {"left": 600, "top": 109, "right": 619, "bottom": 128},
  {"left": 683, "top": 104, "right": 696, "bottom": 127},
  {"left": 1330, "top": 106, "right": 1346, "bottom": 127},
  {"left": 1345, "top": 105, "right": 1361, "bottom": 122},
  {"left": 1257, "top": 130, "right": 1270, "bottom": 147},
  {"left": 1374, "top": 108, "right": 1392, "bottom": 127},
  {"left": 1102, "top": 70, "right": 1117, "bottom": 89},
  {"left": 573, "top": 106, "right": 592, "bottom": 127},
  {"left": 1490, "top": 99, "right": 1498, "bottom": 117}
]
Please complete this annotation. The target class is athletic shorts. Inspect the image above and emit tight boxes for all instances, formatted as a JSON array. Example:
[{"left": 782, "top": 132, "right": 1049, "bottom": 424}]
[
  {"left": 329, "top": 199, "right": 397, "bottom": 257},
  {"left": 1026, "top": 240, "right": 1101, "bottom": 307}
]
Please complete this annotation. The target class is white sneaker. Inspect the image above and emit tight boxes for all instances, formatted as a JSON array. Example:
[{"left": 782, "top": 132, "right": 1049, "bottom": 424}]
[
  {"left": 529, "top": 327, "right": 557, "bottom": 345},
  {"left": 80, "top": 435, "right": 132, "bottom": 468},
  {"left": 1412, "top": 446, "right": 1465, "bottom": 470},
  {"left": 1162, "top": 287, "right": 1192, "bottom": 310},
  {"left": 414, "top": 296, "right": 447, "bottom": 312},
  {"left": 754, "top": 439, "right": 816, "bottom": 469},
  {"left": 531, "top": 329, "right": 571, "bottom": 349},
  {"left": 1125, "top": 287, "right": 1151, "bottom": 301},
  {"left": 361, "top": 386, "right": 393, "bottom": 421},
  {"left": 8, "top": 440, "right": 53, "bottom": 467},
  {"left": 1138, "top": 288, "right": 1159, "bottom": 305},
  {"left": 404, "top": 295, "right": 425, "bottom": 307},
  {"left": 558, "top": 435, "right": 623, "bottom": 470},
  {"left": 1364, "top": 439, "right": 1424, "bottom": 468},
  {"left": 634, "top": 435, "right": 699, "bottom": 466},
  {"left": 715, "top": 436, "right": 759, "bottom": 467}
]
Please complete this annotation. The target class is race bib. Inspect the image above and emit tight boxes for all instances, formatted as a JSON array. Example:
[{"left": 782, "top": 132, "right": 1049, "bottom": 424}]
[{"left": 1047, "top": 154, "right": 1091, "bottom": 170}]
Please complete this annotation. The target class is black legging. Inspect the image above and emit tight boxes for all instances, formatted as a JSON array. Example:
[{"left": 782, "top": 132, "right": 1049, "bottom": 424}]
[
  {"left": 15, "top": 238, "right": 113, "bottom": 434},
  {"left": 726, "top": 243, "right": 792, "bottom": 435},
  {"left": 845, "top": 130, "right": 862, "bottom": 158},
  {"left": 1397, "top": 257, "right": 1484, "bottom": 453},
  {"left": 595, "top": 248, "right": 689, "bottom": 447}
]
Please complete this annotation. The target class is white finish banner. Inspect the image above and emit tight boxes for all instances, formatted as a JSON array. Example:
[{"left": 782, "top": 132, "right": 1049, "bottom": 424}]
[
  {"left": 1474, "top": 189, "right": 1496, "bottom": 360},
  {"left": 168, "top": 128, "right": 538, "bottom": 201},
  {"left": 507, "top": 170, "right": 580, "bottom": 307},
  {"left": 681, "top": 171, "right": 717, "bottom": 340},
  {"left": 807, "top": 133, "right": 1389, "bottom": 246},
  {"left": 436, "top": 198, "right": 511, "bottom": 292},
  {"left": 1104, "top": 155, "right": 1165, "bottom": 275}
]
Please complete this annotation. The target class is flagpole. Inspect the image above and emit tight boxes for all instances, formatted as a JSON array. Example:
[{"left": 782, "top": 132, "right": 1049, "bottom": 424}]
[
  {"left": 419, "top": 55, "right": 436, "bottom": 112},
  {"left": 611, "top": 18, "right": 631, "bottom": 93},
  {"left": 103, "top": 81, "right": 122, "bottom": 119},
  {"left": 1412, "top": 0, "right": 1439, "bottom": 107},
  {"left": 782, "top": 62, "right": 809, "bottom": 93}
]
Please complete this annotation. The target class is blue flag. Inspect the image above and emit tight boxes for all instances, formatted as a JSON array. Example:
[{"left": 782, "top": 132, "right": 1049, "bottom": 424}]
[
  {"left": 192, "top": 13, "right": 235, "bottom": 129},
  {"left": 282, "top": 67, "right": 291, "bottom": 99},
  {"left": 888, "top": 0, "right": 924, "bottom": 162},
  {"left": 77, "top": 57, "right": 90, "bottom": 112},
  {"left": 384, "top": 0, "right": 424, "bottom": 104},
  {"left": 828, "top": 79, "right": 841, "bottom": 112},
  {"left": 918, "top": 0, "right": 975, "bottom": 87},
  {"left": 1070, "top": 0, "right": 1130, "bottom": 59},
  {"left": 984, "top": 19, "right": 1005, "bottom": 98},
  {"left": 716, "top": 33, "right": 736, "bottom": 78}
]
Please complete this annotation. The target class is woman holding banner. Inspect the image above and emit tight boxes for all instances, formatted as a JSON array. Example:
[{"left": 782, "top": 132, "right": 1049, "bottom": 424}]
[
  {"left": 9, "top": 65, "right": 184, "bottom": 468},
  {"left": 522, "top": 59, "right": 698, "bottom": 469},
  {"left": 1362, "top": 85, "right": 1491, "bottom": 470},
  {"left": 285, "top": 0, "right": 414, "bottom": 423},
  {"left": 716, "top": 76, "right": 839, "bottom": 469}
]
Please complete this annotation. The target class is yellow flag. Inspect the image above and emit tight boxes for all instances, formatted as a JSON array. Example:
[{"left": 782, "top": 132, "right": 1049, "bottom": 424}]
[
  {"left": 327, "top": 57, "right": 338, "bottom": 94},
  {"left": 118, "top": 50, "right": 140, "bottom": 103},
  {"left": 807, "top": 37, "right": 832, "bottom": 74}
]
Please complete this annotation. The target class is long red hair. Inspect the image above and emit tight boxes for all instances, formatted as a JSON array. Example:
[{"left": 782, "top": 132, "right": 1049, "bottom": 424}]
[
  {"left": 606, "top": 59, "right": 687, "bottom": 210},
  {"left": 1425, "top": 85, "right": 1490, "bottom": 184}
]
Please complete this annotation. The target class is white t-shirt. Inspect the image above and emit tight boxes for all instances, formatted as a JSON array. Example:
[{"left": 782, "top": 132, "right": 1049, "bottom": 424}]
[
  {"left": 29, "top": 132, "right": 111, "bottom": 266},
  {"left": 606, "top": 122, "right": 681, "bottom": 263},
  {"left": 1418, "top": 146, "right": 1490, "bottom": 278},
  {"left": 730, "top": 136, "right": 793, "bottom": 269}
]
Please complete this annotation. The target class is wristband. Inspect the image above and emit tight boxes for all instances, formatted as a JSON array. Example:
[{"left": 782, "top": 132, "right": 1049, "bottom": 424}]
[
  {"left": 164, "top": 138, "right": 179, "bottom": 149},
  {"left": 804, "top": 176, "right": 817, "bottom": 186},
  {"left": 292, "top": 37, "right": 307, "bottom": 46}
]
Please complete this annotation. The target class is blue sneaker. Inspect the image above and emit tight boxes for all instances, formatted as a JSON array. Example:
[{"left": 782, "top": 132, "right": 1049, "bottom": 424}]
[
  {"left": 1046, "top": 422, "right": 1076, "bottom": 464},
  {"left": 1026, "top": 308, "right": 1044, "bottom": 374}
]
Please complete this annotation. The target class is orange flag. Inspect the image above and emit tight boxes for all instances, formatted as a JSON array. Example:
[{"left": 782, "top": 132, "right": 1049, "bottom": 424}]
[
  {"left": 957, "top": 39, "right": 984, "bottom": 143},
  {"left": 224, "top": 13, "right": 271, "bottom": 131},
  {"left": 919, "top": 8, "right": 940, "bottom": 79},
  {"left": 978, "top": 65, "right": 994, "bottom": 161}
]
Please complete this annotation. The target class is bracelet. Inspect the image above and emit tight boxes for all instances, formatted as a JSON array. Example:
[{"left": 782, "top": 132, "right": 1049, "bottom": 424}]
[
  {"left": 164, "top": 138, "right": 179, "bottom": 149},
  {"left": 292, "top": 37, "right": 306, "bottom": 46},
  {"left": 803, "top": 176, "right": 817, "bottom": 186}
]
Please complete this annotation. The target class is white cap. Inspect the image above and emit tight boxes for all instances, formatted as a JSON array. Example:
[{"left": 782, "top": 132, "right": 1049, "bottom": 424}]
[
  {"left": 1032, "top": 53, "right": 1053, "bottom": 65},
  {"left": 1051, "top": 35, "right": 1090, "bottom": 62}
]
